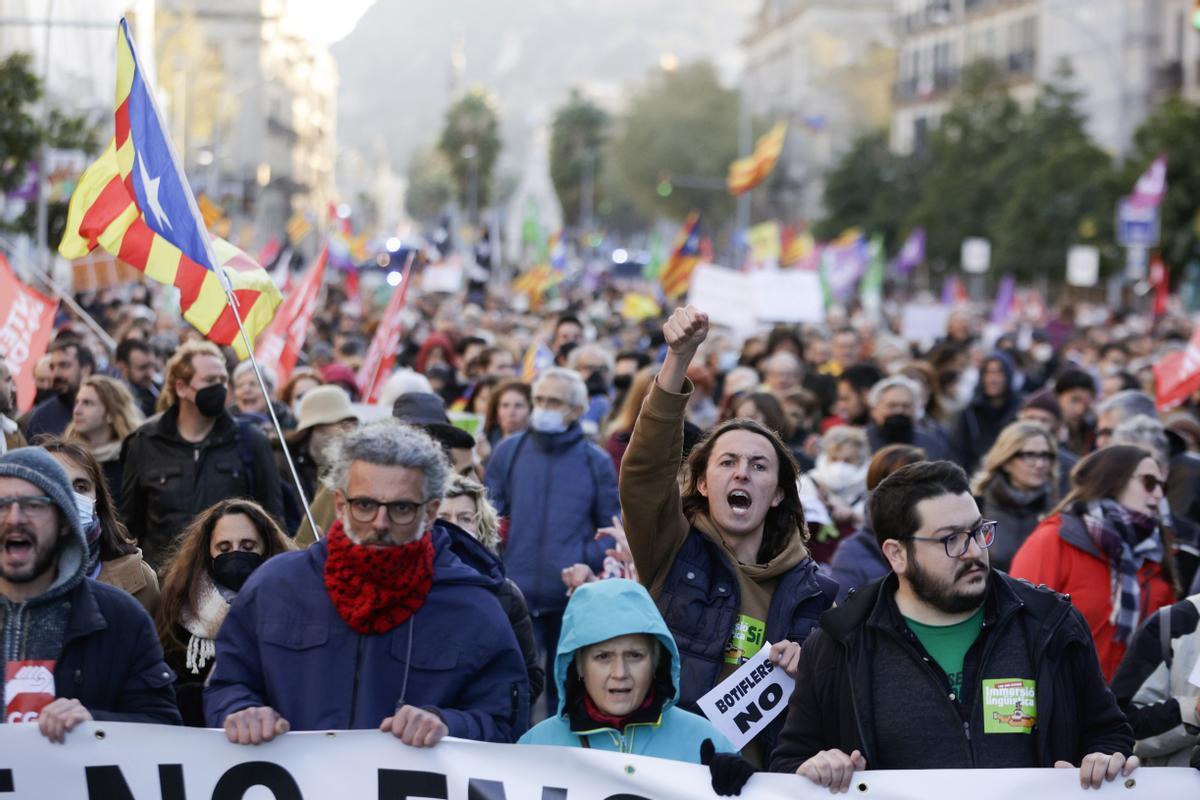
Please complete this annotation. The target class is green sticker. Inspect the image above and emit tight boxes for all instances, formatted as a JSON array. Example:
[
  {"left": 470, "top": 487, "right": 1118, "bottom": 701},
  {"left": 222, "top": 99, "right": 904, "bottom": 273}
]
[
  {"left": 723, "top": 614, "right": 765, "bottom": 665},
  {"left": 982, "top": 678, "right": 1037, "bottom": 734}
]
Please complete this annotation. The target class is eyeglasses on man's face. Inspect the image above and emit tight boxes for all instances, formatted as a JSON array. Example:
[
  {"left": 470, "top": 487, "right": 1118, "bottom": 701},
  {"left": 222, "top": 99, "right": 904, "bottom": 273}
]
[
  {"left": 344, "top": 496, "right": 426, "bottom": 525},
  {"left": 908, "top": 519, "right": 997, "bottom": 558}
]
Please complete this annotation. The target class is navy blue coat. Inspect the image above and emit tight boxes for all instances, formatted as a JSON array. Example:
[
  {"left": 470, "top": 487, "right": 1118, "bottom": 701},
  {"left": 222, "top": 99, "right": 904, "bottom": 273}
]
[
  {"left": 485, "top": 425, "right": 620, "bottom": 615},
  {"left": 55, "top": 578, "right": 181, "bottom": 724},
  {"left": 203, "top": 523, "right": 529, "bottom": 741},
  {"left": 828, "top": 527, "right": 890, "bottom": 605}
]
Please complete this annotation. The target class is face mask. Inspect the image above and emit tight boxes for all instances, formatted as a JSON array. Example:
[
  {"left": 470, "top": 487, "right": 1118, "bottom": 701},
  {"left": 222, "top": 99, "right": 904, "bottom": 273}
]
[
  {"left": 212, "top": 551, "right": 264, "bottom": 592},
  {"left": 193, "top": 384, "right": 227, "bottom": 418},
  {"left": 879, "top": 413, "right": 914, "bottom": 444},
  {"left": 612, "top": 374, "right": 633, "bottom": 393},
  {"left": 585, "top": 371, "right": 608, "bottom": 397},
  {"left": 530, "top": 407, "right": 568, "bottom": 434},
  {"left": 73, "top": 491, "right": 101, "bottom": 544},
  {"left": 811, "top": 456, "right": 867, "bottom": 499},
  {"left": 717, "top": 351, "right": 740, "bottom": 374}
]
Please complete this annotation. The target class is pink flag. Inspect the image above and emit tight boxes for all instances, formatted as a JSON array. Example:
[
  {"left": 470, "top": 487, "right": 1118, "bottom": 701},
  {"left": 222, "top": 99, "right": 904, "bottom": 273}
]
[
  {"left": 357, "top": 254, "right": 415, "bottom": 404},
  {"left": 0, "top": 255, "right": 59, "bottom": 412},
  {"left": 1155, "top": 324, "right": 1200, "bottom": 412},
  {"left": 1130, "top": 154, "right": 1167, "bottom": 209},
  {"left": 254, "top": 247, "right": 327, "bottom": 386}
]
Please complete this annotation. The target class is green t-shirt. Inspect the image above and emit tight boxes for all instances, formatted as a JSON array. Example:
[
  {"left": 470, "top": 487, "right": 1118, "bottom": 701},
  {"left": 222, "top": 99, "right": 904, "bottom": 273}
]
[{"left": 904, "top": 606, "right": 985, "bottom": 699}]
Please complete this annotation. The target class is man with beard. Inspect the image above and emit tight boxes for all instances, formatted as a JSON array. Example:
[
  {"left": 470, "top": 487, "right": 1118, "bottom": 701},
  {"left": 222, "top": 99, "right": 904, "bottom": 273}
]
[
  {"left": 0, "top": 447, "right": 179, "bottom": 739},
  {"left": 770, "top": 460, "right": 1136, "bottom": 792},
  {"left": 0, "top": 355, "right": 26, "bottom": 454},
  {"left": 23, "top": 339, "right": 94, "bottom": 439},
  {"left": 865, "top": 375, "right": 953, "bottom": 461}
]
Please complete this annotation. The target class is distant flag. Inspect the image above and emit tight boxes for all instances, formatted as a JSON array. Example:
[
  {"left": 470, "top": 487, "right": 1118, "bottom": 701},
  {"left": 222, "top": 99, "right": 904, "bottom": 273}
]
[
  {"left": 727, "top": 121, "right": 788, "bottom": 196},
  {"left": 859, "top": 234, "right": 885, "bottom": 317},
  {"left": 1155, "top": 324, "right": 1200, "bottom": 411},
  {"left": 197, "top": 192, "right": 224, "bottom": 229},
  {"left": 893, "top": 228, "right": 925, "bottom": 276},
  {"left": 549, "top": 230, "right": 567, "bottom": 271},
  {"left": 941, "top": 275, "right": 969, "bottom": 306},
  {"left": 286, "top": 212, "right": 313, "bottom": 245},
  {"left": 780, "top": 227, "right": 816, "bottom": 268},
  {"left": 989, "top": 273, "right": 1016, "bottom": 325},
  {"left": 659, "top": 212, "right": 702, "bottom": 299},
  {"left": 58, "top": 19, "right": 281, "bottom": 359},
  {"left": 1151, "top": 256, "right": 1170, "bottom": 318},
  {"left": 643, "top": 231, "right": 665, "bottom": 281},
  {"left": 620, "top": 292, "right": 661, "bottom": 323},
  {"left": 357, "top": 254, "right": 414, "bottom": 404},
  {"left": 255, "top": 247, "right": 327, "bottom": 386},
  {"left": 1130, "top": 154, "right": 1168, "bottom": 209},
  {"left": 821, "top": 230, "right": 868, "bottom": 303},
  {"left": 521, "top": 339, "right": 555, "bottom": 382},
  {"left": 256, "top": 236, "right": 282, "bottom": 268}
]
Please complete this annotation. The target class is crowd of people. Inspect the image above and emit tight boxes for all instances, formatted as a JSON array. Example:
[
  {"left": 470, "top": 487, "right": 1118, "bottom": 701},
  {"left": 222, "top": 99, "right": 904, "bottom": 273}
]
[{"left": 2, "top": 271, "right": 1200, "bottom": 794}]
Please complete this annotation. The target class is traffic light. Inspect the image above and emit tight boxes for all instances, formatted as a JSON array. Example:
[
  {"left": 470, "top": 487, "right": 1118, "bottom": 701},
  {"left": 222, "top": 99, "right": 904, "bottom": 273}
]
[
  {"left": 1194, "top": 0, "right": 1200, "bottom": 30},
  {"left": 656, "top": 176, "right": 673, "bottom": 198}
]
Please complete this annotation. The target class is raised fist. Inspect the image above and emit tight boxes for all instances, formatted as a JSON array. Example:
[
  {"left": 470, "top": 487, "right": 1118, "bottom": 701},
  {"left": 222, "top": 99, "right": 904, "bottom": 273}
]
[{"left": 663, "top": 306, "right": 710, "bottom": 356}]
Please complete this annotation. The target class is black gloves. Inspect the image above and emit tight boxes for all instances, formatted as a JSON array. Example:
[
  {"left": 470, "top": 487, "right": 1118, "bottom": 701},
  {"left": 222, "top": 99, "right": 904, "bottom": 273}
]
[{"left": 700, "top": 738, "right": 757, "bottom": 796}]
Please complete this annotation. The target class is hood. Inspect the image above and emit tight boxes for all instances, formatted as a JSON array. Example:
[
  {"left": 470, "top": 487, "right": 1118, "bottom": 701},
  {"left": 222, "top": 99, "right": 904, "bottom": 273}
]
[
  {"left": 416, "top": 333, "right": 458, "bottom": 374},
  {"left": 436, "top": 520, "right": 506, "bottom": 588},
  {"left": 552, "top": 579, "right": 680, "bottom": 717},
  {"left": 973, "top": 351, "right": 1017, "bottom": 405}
]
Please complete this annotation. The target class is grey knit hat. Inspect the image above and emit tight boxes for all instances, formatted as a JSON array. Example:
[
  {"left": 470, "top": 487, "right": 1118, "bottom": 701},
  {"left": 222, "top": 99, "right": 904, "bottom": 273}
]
[{"left": 0, "top": 446, "right": 83, "bottom": 545}]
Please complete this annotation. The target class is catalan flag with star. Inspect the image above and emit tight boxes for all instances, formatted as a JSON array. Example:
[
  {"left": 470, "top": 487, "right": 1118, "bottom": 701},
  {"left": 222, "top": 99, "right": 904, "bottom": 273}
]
[
  {"left": 659, "top": 211, "right": 702, "bottom": 299},
  {"left": 59, "top": 18, "right": 280, "bottom": 358}
]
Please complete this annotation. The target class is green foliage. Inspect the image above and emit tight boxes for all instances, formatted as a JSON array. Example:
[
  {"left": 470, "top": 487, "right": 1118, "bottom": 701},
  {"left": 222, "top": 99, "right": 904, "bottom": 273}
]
[
  {"left": 549, "top": 90, "right": 608, "bottom": 230},
  {"left": 0, "top": 52, "right": 45, "bottom": 193},
  {"left": 813, "top": 130, "right": 926, "bottom": 246},
  {"left": 607, "top": 61, "right": 738, "bottom": 225},
  {"left": 437, "top": 89, "right": 502, "bottom": 216},
  {"left": 404, "top": 147, "right": 456, "bottom": 224}
]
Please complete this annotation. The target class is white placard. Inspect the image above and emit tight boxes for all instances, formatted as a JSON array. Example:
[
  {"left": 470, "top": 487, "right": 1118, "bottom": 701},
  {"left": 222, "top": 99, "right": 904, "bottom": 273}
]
[
  {"left": 1066, "top": 245, "right": 1100, "bottom": 288},
  {"left": 687, "top": 264, "right": 758, "bottom": 338},
  {"left": 751, "top": 270, "right": 825, "bottom": 325},
  {"left": 422, "top": 262, "right": 464, "bottom": 293},
  {"left": 900, "top": 304, "right": 952, "bottom": 349},
  {"left": 687, "top": 264, "right": 825, "bottom": 339},
  {"left": 962, "top": 237, "right": 991, "bottom": 274},
  {"left": 695, "top": 642, "right": 796, "bottom": 750}
]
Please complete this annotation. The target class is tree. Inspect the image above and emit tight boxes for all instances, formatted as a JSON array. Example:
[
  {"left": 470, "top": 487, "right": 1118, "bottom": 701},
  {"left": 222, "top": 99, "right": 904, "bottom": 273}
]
[
  {"left": 404, "top": 146, "right": 455, "bottom": 224},
  {"left": 437, "top": 88, "right": 501, "bottom": 220},
  {"left": 549, "top": 89, "right": 608, "bottom": 231},
  {"left": 1125, "top": 97, "right": 1200, "bottom": 276},
  {"left": 607, "top": 61, "right": 739, "bottom": 225},
  {"left": 815, "top": 130, "right": 927, "bottom": 248}
]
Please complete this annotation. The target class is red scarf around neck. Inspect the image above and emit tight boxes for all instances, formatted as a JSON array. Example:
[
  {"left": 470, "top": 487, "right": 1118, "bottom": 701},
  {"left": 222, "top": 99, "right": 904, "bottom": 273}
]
[
  {"left": 323, "top": 520, "right": 435, "bottom": 635},
  {"left": 582, "top": 689, "right": 657, "bottom": 732}
]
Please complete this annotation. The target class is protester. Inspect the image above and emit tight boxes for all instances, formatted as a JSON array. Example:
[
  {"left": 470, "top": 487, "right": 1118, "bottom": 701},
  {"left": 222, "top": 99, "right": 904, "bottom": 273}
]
[
  {"left": 121, "top": 340, "right": 284, "bottom": 569},
  {"left": 1010, "top": 445, "right": 1178, "bottom": 680},
  {"left": 64, "top": 375, "right": 143, "bottom": 507},
  {"left": 281, "top": 384, "right": 358, "bottom": 504},
  {"left": 114, "top": 338, "right": 160, "bottom": 418},
  {"left": 485, "top": 366, "right": 620, "bottom": 714},
  {"left": 620, "top": 306, "right": 836, "bottom": 765},
  {"left": 0, "top": 447, "right": 180, "bottom": 739},
  {"left": 1054, "top": 368, "right": 1098, "bottom": 456},
  {"left": 864, "top": 375, "right": 954, "bottom": 460},
  {"left": 393, "top": 392, "right": 478, "bottom": 476},
  {"left": 834, "top": 364, "right": 883, "bottom": 428},
  {"left": 436, "top": 473, "right": 544, "bottom": 705},
  {"left": 205, "top": 421, "right": 529, "bottom": 743},
  {"left": 1094, "top": 390, "right": 1156, "bottom": 451},
  {"left": 483, "top": 379, "right": 532, "bottom": 448},
  {"left": 278, "top": 367, "right": 323, "bottom": 418},
  {"left": 798, "top": 425, "right": 869, "bottom": 564},
  {"left": 232, "top": 361, "right": 295, "bottom": 429},
  {"left": 1110, "top": 592, "right": 1200, "bottom": 766},
  {"left": 155, "top": 499, "right": 293, "bottom": 726},
  {"left": 770, "top": 460, "right": 1136, "bottom": 791},
  {"left": 0, "top": 354, "right": 26, "bottom": 455},
  {"left": 1017, "top": 389, "right": 1078, "bottom": 494},
  {"left": 828, "top": 443, "right": 926, "bottom": 603},
  {"left": 40, "top": 437, "right": 159, "bottom": 615},
  {"left": 951, "top": 353, "right": 1021, "bottom": 474},
  {"left": 971, "top": 420, "right": 1058, "bottom": 572},
  {"left": 23, "top": 338, "right": 95, "bottom": 439}
]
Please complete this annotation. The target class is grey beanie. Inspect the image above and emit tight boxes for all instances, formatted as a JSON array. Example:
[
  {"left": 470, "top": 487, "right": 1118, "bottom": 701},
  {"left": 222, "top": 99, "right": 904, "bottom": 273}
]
[{"left": 0, "top": 446, "right": 83, "bottom": 545}]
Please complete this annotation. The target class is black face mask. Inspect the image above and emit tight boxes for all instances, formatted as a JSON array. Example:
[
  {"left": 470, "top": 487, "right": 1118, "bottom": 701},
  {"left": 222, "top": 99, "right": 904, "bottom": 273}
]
[
  {"left": 879, "top": 413, "right": 914, "bottom": 444},
  {"left": 585, "top": 370, "right": 609, "bottom": 397},
  {"left": 212, "top": 551, "right": 264, "bottom": 592},
  {"left": 612, "top": 374, "right": 633, "bottom": 393},
  {"left": 193, "top": 384, "right": 227, "bottom": 418}
]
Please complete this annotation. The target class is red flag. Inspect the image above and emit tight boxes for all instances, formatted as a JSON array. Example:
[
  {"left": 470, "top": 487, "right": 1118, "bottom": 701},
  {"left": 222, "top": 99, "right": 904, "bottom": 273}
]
[
  {"left": 1154, "top": 325, "right": 1200, "bottom": 412},
  {"left": 356, "top": 255, "right": 415, "bottom": 404},
  {"left": 254, "top": 247, "right": 328, "bottom": 386},
  {"left": 1150, "top": 256, "right": 1169, "bottom": 318},
  {"left": 0, "top": 255, "right": 59, "bottom": 412}
]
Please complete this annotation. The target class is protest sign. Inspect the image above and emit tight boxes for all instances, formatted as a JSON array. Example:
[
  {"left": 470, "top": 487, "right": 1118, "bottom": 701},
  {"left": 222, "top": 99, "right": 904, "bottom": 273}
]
[
  {"left": 1, "top": 722, "right": 1197, "bottom": 799},
  {"left": 688, "top": 264, "right": 824, "bottom": 339},
  {"left": 900, "top": 304, "right": 951, "bottom": 350},
  {"left": 695, "top": 642, "right": 795, "bottom": 750},
  {"left": 0, "top": 255, "right": 59, "bottom": 412}
]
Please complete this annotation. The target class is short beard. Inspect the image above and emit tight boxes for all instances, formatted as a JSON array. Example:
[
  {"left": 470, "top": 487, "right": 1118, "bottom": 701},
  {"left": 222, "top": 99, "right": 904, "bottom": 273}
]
[
  {"left": 905, "top": 548, "right": 989, "bottom": 615},
  {"left": 0, "top": 529, "right": 61, "bottom": 585}
]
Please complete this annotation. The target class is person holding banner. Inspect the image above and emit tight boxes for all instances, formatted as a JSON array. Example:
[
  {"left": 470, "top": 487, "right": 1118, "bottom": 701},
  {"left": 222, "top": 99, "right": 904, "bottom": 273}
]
[
  {"left": 619, "top": 305, "right": 836, "bottom": 766},
  {"left": 770, "top": 460, "right": 1136, "bottom": 792},
  {"left": 0, "top": 355, "right": 25, "bottom": 454}
]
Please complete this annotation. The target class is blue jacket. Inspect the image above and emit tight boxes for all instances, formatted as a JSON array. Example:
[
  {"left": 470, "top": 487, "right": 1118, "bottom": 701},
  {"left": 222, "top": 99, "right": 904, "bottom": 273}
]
[
  {"left": 519, "top": 579, "right": 736, "bottom": 761},
  {"left": 485, "top": 425, "right": 620, "bottom": 614},
  {"left": 203, "top": 523, "right": 529, "bottom": 741},
  {"left": 828, "top": 525, "right": 890, "bottom": 605}
]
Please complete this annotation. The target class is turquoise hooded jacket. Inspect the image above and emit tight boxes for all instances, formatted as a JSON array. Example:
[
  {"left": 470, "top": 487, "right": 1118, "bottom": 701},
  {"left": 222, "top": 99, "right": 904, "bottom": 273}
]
[{"left": 518, "top": 579, "right": 736, "bottom": 761}]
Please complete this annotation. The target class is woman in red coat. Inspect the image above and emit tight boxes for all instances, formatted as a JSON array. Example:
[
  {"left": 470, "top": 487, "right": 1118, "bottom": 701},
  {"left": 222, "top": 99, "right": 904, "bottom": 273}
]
[{"left": 1010, "top": 445, "right": 1179, "bottom": 680}]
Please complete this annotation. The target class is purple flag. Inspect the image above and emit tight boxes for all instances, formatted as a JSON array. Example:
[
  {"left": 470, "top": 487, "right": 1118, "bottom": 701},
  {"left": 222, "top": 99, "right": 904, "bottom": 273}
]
[
  {"left": 893, "top": 228, "right": 925, "bottom": 276},
  {"left": 1130, "top": 155, "right": 1167, "bottom": 209},
  {"left": 990, "top": 274, "right": 1016, "bottom": 325},
  {"left": 824, "top": 234, "right": 868, "bottom": 301}
]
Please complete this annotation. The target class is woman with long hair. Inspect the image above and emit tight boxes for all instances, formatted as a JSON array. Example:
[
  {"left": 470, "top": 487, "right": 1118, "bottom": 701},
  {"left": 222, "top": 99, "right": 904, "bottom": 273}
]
[
  {"left": 40, "top": 436, "right": 159, "bottom": 615},
  {"left": 155, "top": 499, "right": 293, "bottom": 725},
  {"left": 482, "top": 380, "right": 532, "bottom": 448},
  {"left": 971, "top": 420, "right": 1059, "bottom": 572},
  {"left": 603, "top": 366, "right": 657, "bottom": 474},
  {"left": 65, "top": 374, "right": 143, "bottom": 506},
  {"left": 1011, "top": 445, "right": 1179, "bottom": 679}
]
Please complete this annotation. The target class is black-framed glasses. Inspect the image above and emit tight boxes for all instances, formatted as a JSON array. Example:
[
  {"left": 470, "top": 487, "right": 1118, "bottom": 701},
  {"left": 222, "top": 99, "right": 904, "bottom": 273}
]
[
  {"left": 1136, "top": 474, "right": 1166, "bottom": 494},
  {"left": 345, "top": 496, "right": 426, "bottom": 525},
  {"left": 1014, "top": 450, "right": 1055, "bottom": 464},
  {"left": 908, "top": 519, "right": 998, "bottom": 558},
  {"left": 0, "top": 496, "right": 54, "bottom": 516}
]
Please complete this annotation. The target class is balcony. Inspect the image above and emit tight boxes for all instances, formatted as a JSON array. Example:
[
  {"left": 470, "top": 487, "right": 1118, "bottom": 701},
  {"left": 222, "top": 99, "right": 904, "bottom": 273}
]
[
  {"left": 893, "top": 69, "right": 960, "bottom": 105},
  {"left": 899, "top": 1, "right": 954, "bottom": 35}
]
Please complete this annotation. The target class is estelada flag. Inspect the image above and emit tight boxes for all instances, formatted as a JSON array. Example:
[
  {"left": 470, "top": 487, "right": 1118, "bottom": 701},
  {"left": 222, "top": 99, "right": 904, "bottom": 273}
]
[
  {"left": 727, "top": 121, "right": 787, "bottom": 196},
  {"left": 255, "top": 247, "right": 327, "bottom": 386},
  {"left": 0, "top": 255, "right": 58, "bottom": 413},
  {"left": 1154, "top": 324, "right": 1200, "bottom": 412},
  {"left": 659, "top": 212, "right": 702, "bottom": 299},
  {"left": 58, "top": 19, "right": 280, "bottom": 358}
]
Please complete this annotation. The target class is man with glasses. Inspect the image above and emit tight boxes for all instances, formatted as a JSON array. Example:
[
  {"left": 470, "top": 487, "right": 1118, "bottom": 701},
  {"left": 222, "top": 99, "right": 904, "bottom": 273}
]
[
  {"left": 0, "top": 447, "right": 179, "bottom": 739},
  {"left": 206, "top": 421, "right": 528, "bottom": 746},
  {"left": 770, "top": 460, "right": 1136, "bottom": 792}
]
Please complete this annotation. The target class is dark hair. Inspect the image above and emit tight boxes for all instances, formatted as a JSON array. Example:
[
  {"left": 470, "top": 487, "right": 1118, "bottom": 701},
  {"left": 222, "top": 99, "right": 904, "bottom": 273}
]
[
  {"left": 36, "top": 436, "right": 138, "bottom": 560},
  {"left": 766, "top": 326, "right": 804, "bottom": 356},
  {"left": 616, "top": 350, "right": 653, "bottom": 371},
  {"left": 866, "top": 444, "right": 927, "bottom": 491},
  {"left": 49, "top": 338, "right": 95, "bottom": 373},
  {"left": 555, "top": 314, "right": 582, "bottom": 332},
  {"left": 456, "top": 336, "right": 487, "bottom": 357},
  {"left": 870, "top": 460, "right": 970, "bottom": 546},
  {"left": 839, "top": 363, "right": 885, "bottom": 394},
  {"left": 155, "top": 499, "right": 293, "bottom": 653},
  {"left": 731, "top": 391, "right": 792, "bottom": 440},
  {"left": 1054, "top": 368, "right": 1097, "bottom": 396},
  {"left": 467, "top": 374, "right": 501, "bottom": 415},
  {"left": 681, "top": 418, "right": 807, "bottom": 561},
  {"left": 1099, "top": 342, "right": 1129, "bottom": 360},
  {"left": 115, "top": 337, "right": 152, "bottom": 365}
]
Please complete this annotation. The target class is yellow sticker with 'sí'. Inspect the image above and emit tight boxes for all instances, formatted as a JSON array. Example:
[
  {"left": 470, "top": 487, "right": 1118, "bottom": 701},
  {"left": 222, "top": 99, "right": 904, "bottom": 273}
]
[
  {"left": 723, "top": 614, "right": 765, "bottom": 665},
  {"left": 983, "top": 678, "right": 1037, "bottom": 734}
]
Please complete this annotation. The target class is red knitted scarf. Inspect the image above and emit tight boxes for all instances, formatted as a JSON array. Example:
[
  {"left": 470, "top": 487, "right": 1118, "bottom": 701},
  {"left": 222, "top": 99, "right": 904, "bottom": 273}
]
[{"left": 323, "top": 520, "right": 435, "bottom": 635}]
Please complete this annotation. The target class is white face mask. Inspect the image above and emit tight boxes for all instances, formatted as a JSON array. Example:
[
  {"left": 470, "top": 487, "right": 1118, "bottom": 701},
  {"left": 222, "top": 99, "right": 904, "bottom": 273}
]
[
  {"left": 530, "top": 407, "right": 568, "bottom": 434},
  {"left": 811, "top": 455, "right": 867, "bottom": 502}
]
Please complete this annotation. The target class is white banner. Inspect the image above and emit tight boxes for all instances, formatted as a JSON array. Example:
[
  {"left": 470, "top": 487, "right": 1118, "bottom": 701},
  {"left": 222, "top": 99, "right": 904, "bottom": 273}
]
[{"left": 1, "top": 723, "right": 1197, "bottom": 799}]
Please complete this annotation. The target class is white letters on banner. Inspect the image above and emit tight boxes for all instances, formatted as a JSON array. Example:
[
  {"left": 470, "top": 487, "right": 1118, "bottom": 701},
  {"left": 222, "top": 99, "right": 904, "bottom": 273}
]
[
  {"left": 0, "top": 723, "right": 1197, "bottom": 799},
  {"left": 695, "top": 641, "right": 795, "bottom": 750}
]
